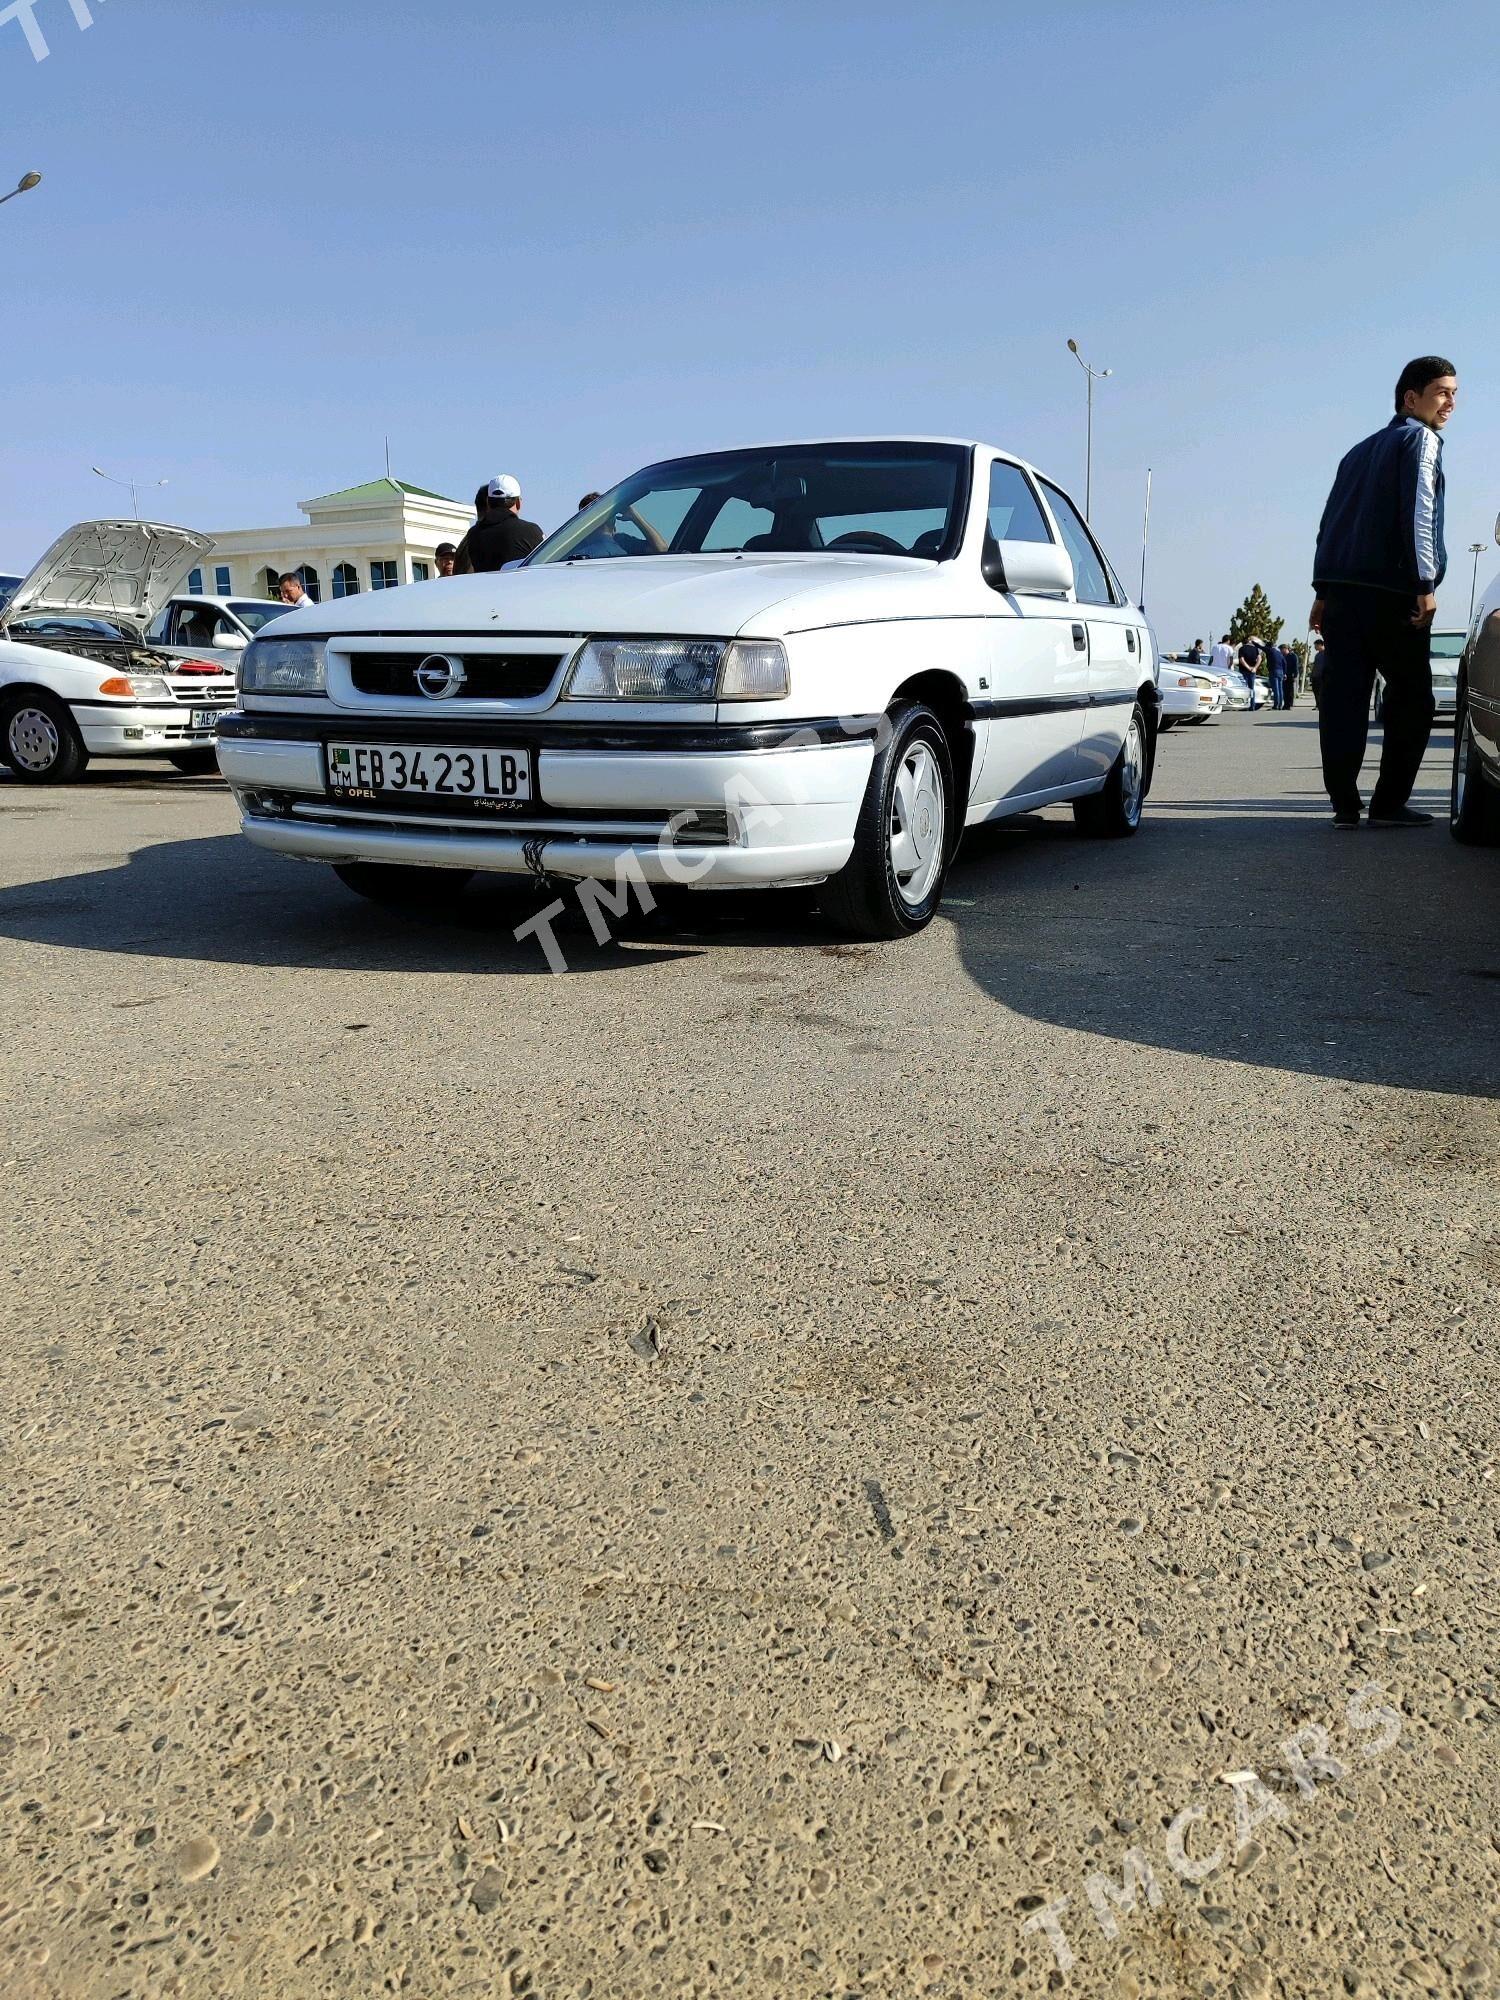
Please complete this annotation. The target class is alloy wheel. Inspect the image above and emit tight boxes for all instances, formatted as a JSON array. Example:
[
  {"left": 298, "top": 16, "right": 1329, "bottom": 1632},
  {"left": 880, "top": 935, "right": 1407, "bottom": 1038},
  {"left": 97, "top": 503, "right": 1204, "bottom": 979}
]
[
  {"left": 888, "top": 740, "right": 945, "bottom": 909},
  {"left": 1119, "top": 714, "right": 1145, "bottom": 824}
]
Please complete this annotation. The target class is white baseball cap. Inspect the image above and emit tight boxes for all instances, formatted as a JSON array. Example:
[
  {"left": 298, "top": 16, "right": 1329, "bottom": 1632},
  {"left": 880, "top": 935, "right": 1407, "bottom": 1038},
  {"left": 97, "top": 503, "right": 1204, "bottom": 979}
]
[{"left": 486, "top": 474, "right": 521, "bottom": 501}]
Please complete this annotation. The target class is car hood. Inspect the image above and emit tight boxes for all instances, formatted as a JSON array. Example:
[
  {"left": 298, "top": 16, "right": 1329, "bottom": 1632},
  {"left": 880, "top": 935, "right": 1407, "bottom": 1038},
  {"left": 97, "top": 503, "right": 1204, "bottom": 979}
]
[
  {"left": 2, "top": 520, "right": 212, "bottom": 629},
  {"left": 281, "top": 553, "right": 950, "bottom": 641}
]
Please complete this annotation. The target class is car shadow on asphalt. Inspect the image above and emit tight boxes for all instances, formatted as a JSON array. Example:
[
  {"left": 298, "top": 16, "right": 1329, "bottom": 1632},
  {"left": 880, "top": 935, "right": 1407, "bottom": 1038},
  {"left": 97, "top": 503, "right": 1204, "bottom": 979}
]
[
  {"left": 0, "top": 832, "right": 709, "bottom": 978},
  {"left": 947, "top": 760, "right": 1500, "bottom": 1097},
  {"left": 0, "top": 766, "right": 1495, "bottom": 1092}
]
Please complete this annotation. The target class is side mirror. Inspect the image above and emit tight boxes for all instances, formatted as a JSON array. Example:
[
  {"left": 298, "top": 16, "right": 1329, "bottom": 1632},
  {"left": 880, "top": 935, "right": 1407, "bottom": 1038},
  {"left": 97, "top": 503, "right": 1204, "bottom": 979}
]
[
  {"left": 214, "top": 627, "right": 248, "bottom": 650},
  {"left": 984, "top": 540, "right": 1075, "bottom": 596},
  {"left": 1493, "top": 510, "right": 1500, "bottom": 547}
]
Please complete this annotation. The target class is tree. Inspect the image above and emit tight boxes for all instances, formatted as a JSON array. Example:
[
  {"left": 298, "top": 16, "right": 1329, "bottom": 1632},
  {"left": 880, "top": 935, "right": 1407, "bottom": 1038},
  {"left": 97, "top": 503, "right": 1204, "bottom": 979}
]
[{"left": 1228, "top": 585, "right": 1283, "bottom": 647}]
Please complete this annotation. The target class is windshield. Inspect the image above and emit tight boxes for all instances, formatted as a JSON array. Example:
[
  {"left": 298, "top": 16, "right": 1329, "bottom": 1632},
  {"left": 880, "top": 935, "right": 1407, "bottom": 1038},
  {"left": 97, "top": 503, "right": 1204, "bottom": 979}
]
[
  {"left": 531, "top": 443, "right": 970, "bottom": 565},
  {"left": 12, "top": 614, "right": 131, "bottom": 641},
  {"left": 230, "top": 601, "right": 291, "bottom": 635},
  {"left": 1430, "top": 632, "right": 1465, "bottom": 659}
]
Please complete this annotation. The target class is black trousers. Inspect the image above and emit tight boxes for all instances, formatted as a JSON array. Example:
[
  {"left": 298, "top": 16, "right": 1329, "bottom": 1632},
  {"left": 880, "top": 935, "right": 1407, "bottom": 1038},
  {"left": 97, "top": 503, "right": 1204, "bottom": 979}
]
[{"left": 1318, "top": 586, "right": 1434, "bottom": 814}]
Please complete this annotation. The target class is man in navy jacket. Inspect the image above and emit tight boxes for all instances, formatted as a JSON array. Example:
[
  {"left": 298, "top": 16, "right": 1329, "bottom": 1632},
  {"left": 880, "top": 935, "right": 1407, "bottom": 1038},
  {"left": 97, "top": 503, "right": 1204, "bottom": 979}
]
[{"left": 1310, "top": 356, "right": 1456, "bottom": 827}]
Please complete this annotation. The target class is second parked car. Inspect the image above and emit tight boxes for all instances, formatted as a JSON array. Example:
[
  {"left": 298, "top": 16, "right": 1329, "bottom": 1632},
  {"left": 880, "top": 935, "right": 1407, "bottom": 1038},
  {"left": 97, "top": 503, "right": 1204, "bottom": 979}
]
[
  {"left": 145, "top": 592, "right": 290, "bottom": 665},
  {"left": 0, "top": 520, "right": 238, "bottom": 781}
]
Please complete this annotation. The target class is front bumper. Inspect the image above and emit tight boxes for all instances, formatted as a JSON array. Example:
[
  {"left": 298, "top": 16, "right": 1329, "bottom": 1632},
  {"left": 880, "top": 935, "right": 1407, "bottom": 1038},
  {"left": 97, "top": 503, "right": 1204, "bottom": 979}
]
[
  {"left": 75, "top": 701, "right": 224, "bottom": 756},
  {"left": 217, "top": 712, "right": 875, "bottom": 889},
  {"left": 1160, "top": 684, "right": 1219, "bottom": 720}
]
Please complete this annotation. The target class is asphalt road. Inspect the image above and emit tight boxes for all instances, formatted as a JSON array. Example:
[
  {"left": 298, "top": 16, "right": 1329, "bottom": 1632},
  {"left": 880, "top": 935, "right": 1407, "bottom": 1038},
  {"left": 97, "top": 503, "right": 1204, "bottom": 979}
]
[{"left": 1, "top": 710, "right": 1497, "bottom": 2000}]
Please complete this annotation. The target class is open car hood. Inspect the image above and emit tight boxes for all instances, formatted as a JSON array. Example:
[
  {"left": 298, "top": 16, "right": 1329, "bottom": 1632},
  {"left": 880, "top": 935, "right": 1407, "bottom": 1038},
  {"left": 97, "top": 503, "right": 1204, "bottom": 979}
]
[{"left": 2, "top": 520, "right": 212, "bottom": 630}]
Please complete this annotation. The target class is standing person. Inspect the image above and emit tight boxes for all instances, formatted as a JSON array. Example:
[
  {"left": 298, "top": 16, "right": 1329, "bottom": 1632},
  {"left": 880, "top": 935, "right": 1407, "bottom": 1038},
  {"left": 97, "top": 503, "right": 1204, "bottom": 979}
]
[
  {"left": 1187, "top": 638, "right": 1207, "bottom": 664},
  {"left": 1238, "top": 636, "right": 1263, "bottom": 709},
  {"left": 1283, "top": 647, "right": 1298, "bottom": 708},
  {"left": 433, "top": 543, "right": 458, "bottom": 578},
  {"left": 1210, "top": 633, "right": 1235, "bottom": 686},
  {"left": 1310, "top": 355, "right": 1456, "bottom": 828},
  {"left": 1309, "top": 638, "right": 1328, "bottom": 710},
  {"left": 577, "top": 491, "right": 602, "bottom": 511},
  {"left": 1265, "top": 640, "right": 1287, "bottom": 710},
  {"left": 454, "top": 475, "right": 544, "bottom": 573},
  {"left": 277, "top": 572, "right": 314, "bottom": 610},
  {"left": 453, "top": 486, "right": 490, "bottom": 575}
]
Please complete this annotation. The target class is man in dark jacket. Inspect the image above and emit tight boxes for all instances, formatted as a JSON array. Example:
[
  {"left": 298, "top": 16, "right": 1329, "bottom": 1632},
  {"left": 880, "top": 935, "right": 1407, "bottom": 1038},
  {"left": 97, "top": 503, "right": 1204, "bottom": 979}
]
[
  {"left": 1310, "top": 355, "right": 1457, "bottom": 827},
  {"left": 1238, "top": 637, "right": 1263, "bottom": 709},
  {"left": 1265, "top": 641, "right": 1287, "bottom": 710},
  {"left": 454, "top": 475, "right": 544, "bottom": 573}
]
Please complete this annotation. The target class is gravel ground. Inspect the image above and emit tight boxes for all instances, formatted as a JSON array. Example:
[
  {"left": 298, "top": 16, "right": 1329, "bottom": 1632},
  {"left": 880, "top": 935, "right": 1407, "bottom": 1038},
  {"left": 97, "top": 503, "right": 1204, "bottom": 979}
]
[{"left": 0, "top": 710, "right": 1496, "bottom": 2000}]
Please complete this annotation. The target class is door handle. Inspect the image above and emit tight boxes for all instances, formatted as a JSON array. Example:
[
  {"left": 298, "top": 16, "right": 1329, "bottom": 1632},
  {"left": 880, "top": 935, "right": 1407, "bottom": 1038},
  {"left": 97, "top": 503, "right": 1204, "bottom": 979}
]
[{"left": 1071, "top": 624, "right": 1087, "bottom": 652}]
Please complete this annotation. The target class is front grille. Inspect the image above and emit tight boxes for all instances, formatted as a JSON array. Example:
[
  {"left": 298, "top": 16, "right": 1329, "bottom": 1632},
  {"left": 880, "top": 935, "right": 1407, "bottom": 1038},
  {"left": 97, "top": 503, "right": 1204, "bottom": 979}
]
[
  {"left": 349, "top": 652, "right": 563, "bottom": 700},
  {"left": 167, "top": 681, "right": 235, "bottom": 703}
]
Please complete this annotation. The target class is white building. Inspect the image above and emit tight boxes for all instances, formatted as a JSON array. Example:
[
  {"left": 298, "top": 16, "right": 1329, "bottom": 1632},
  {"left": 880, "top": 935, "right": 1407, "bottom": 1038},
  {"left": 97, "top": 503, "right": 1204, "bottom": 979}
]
[{"left": 187, "top": 477, "right": 475, "bottom": 603}]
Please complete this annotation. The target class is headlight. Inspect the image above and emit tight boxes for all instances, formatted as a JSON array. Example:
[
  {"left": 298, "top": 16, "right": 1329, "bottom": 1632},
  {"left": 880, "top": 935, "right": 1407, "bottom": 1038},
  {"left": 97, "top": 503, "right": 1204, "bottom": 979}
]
[
  {"left": 239, "top": 636, "right": 328, "bottom": 694},
  {"left": 563, "top": 637, "right": 789, "bottom": 702},
  {"left": 98, "top": 674, "right": 171, "bottom": 700}
]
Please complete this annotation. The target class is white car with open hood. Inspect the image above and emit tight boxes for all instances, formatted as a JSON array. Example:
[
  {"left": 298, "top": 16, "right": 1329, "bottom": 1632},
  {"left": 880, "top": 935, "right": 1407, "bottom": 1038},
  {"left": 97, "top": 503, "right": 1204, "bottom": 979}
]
[
  {"left": 218, "top": 440, "right": 1159, "bottom": 938},
  {"left": 0, "top": 520, "right": 240, "bottom": 782}
]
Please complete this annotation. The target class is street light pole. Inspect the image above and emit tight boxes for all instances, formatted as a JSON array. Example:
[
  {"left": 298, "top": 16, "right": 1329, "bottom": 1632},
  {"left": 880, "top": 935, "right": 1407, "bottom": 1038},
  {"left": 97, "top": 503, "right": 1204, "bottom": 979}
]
[
  {"left": 1066, "top": 338, "right": 1112, "bottom": 521},
  {"left": 1138, "top": 466, "right": 1152, "bottom": 608},
  {"left": 1469, "top": 541, "right": 1488, "bottom": 627},
  {"left": 91, "top": 466, "right": 168, "bottom": 522},
  {"left": 0, "top": 171, "right": 42, "bottom": 210}
]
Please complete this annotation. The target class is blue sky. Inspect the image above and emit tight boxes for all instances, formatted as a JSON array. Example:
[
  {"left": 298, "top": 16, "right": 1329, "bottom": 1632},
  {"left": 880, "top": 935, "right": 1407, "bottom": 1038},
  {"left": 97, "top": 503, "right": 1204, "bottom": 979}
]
[{"left": 4, "top": 0, "right": 1498, "bottom": 644}]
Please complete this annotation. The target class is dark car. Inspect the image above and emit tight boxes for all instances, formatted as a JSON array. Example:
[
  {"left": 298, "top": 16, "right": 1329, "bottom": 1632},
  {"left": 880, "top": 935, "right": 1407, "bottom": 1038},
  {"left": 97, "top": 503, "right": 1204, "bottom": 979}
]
[{"left": 1452, "top": 549, "right": 1500, "bottom": 844}]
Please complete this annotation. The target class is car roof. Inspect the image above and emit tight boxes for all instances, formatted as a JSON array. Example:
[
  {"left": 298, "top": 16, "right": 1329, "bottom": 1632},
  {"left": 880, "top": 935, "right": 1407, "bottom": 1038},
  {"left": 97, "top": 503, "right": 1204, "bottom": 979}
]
[
  {"left": 172, "top": 593, "right": 281, "bottom": 608},
  {"left": 640, "top": 438, "right": 1047, "bottom": 477}
]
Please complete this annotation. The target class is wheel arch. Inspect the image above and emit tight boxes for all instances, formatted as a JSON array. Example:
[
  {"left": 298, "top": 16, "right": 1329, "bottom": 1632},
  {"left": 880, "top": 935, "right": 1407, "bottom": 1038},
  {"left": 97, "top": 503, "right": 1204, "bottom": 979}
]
[
  {"left": 0, "top": 679, "right": 73, "bottom": 707},
  {"left": 889, "top": 668, "right": 974, "bottom": 812},
  {"left": 1137, "top": 676, "right": 1161, "bottom": 792}
]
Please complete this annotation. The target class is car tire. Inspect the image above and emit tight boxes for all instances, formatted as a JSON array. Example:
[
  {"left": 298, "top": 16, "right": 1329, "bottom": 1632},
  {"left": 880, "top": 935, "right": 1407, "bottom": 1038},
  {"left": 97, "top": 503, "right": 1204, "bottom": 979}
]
[
  {"left": 1158, "top": 716, "right": 1177, "bottom": 732},
  {"left": 1450, "top": 696, "right": 1500, "bottom": 846},
  {"left": 819, "top": 700, "right": 953, "bottom": 940},
  {"left": 168, "top": 750, "right": 220, "bottom": 775},
  {"left": 1073, "top": 701, "right": 1148, "bottom": 838},
  {"left": 333, "top": 862, "right": 477, "bottom": 910},
  {"left": 0, "top": 691, "right": 89, "bottom": 784}
]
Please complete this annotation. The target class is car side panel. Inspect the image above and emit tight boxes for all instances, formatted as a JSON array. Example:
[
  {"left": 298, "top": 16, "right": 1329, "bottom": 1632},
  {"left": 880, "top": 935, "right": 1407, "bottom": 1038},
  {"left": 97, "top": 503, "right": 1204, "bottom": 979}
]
[
  {"left": 1469, "top": 597, "right": 1500, "bottom": 774},
  {"left": 1079, "top": 605, "right": 1150, "bottom": 781}
]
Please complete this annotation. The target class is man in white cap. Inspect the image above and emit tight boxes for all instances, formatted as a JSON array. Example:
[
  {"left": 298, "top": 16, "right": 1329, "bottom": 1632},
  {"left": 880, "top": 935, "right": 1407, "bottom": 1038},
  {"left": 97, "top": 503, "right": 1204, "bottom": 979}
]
[{"left": 454, "top": 474, "right": 544, "bottom": 573}]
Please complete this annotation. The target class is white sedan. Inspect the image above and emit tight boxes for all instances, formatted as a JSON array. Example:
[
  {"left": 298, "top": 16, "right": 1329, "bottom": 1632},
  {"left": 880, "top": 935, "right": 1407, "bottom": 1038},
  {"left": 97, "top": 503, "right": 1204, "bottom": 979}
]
[
  {"left": 218, "top": 438, "right": 1160, "bottom": 939},
  {"left": 1157, "top": 657, "right": 1224, "bottom": 727},
  {"left": 0, "top": 521, "right": 239, "bottom": 781}
]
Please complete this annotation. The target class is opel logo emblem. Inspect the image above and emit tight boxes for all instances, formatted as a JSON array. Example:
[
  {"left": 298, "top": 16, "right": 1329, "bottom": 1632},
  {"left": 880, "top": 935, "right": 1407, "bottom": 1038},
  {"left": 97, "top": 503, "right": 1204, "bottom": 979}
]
[{"left": 416, "top": 653, "right": 466, "bottom": 700}]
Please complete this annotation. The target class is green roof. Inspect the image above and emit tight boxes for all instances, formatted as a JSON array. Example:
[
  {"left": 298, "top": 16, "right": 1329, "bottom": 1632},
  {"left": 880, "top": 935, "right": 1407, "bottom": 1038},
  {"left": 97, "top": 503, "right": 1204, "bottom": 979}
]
[{"left": 306, "top": 477, "right": 464, "bottom": 507}]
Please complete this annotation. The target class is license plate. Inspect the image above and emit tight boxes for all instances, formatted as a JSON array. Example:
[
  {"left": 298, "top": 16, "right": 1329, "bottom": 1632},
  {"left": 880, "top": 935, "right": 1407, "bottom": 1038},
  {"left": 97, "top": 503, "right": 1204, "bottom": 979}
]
[
  {"left": 326, "top": 741, "right": 532, "bottom": 802},
  {"left": 191, "top": 707, "right": 223, "bottom": 730}
]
